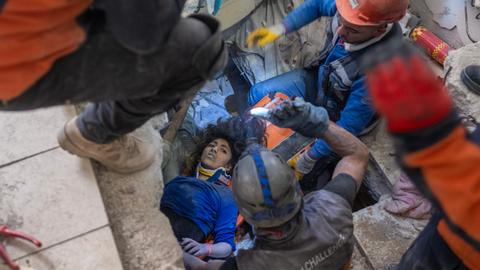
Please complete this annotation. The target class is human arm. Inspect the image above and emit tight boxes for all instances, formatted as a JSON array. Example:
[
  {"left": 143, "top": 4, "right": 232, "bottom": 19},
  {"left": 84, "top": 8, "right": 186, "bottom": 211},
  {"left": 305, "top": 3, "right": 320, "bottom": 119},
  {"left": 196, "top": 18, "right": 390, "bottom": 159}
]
[
  {"left": 288, "top": 78, "right": 374, "bottom": 177},
  {"left": 320, "top": 122, "right": 369, "bottom": 186},
  {"left": 260, "top": 97, "right": 369, "bottom": 186},
  {"left": 282, "top": 0, "right": 337, "bottom": 33},
  {"left": 210, "top": 195, "right": 237, "bottom": 257},
  {"left": 367, "top": 56, "right": 480, "bottom": 269},
  {"left": 181, "top": 238, "right": 231, "bottom": 259},
  {"left": 247, "top": 0, "right": 336, "bottom": 47},
  {"left": 104, "top": 0, "right": 185, "bottom": 54}
]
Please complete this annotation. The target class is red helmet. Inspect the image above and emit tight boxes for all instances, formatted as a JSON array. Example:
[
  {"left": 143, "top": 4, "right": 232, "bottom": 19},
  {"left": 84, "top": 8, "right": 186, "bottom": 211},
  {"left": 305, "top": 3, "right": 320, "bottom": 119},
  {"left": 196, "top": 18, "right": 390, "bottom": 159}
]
[{"left": 336, "top": 0, "right": 409, "bottom": 26}]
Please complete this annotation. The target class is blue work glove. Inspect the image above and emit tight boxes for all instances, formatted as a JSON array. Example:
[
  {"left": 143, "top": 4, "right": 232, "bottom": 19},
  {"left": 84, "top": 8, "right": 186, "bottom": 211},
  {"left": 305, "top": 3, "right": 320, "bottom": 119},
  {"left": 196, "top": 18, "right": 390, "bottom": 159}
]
[
  {"left": 181, "top": 238, "right": 210, "bottom": 257},
  {"left": 265, "top": 97, "right": 330, "bottom": 138}
]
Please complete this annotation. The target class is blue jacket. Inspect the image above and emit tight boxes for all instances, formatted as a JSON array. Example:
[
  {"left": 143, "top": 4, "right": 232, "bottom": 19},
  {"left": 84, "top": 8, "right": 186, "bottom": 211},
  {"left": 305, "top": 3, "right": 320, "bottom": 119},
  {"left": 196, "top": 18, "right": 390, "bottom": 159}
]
[
  {"left": 283, "top": 0, "right": 375, "bottom": 159},
  {"left": 160, "top": 171, "right": 237, "bottom": 251}
]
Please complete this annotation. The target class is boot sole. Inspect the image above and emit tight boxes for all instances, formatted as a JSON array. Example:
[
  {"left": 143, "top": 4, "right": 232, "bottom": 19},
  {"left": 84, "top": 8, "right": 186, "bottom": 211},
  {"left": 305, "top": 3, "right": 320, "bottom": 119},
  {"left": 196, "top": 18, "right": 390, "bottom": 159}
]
[
  {"left": 461, "top": 69, "right": 480, "bottom": 95},
  {"left": 57, "top": 125, "right": 154, "bottom": 174}
]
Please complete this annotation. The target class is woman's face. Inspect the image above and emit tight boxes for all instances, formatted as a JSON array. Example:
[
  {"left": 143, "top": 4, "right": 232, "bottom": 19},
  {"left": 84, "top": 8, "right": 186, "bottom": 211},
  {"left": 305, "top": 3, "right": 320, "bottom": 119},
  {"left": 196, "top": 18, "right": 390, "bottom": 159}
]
[{"left": 200, "top": 138, "right": 233, "bottom": 171}]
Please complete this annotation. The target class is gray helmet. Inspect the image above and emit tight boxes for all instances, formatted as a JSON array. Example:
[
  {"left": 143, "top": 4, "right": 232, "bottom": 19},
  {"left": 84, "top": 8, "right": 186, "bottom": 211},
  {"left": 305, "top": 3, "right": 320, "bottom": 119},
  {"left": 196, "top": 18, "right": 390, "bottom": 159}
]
[{"left": 232, "top": 148, "right": 302, "bottom": 228}]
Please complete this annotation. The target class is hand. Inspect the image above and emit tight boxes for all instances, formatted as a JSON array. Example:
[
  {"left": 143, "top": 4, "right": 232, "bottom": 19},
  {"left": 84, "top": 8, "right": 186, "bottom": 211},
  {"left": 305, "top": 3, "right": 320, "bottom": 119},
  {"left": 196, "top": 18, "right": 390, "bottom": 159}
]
[
  {"left": 215, "top": 116, "right": 266, "bottom": 146},
  {"left": 288, "top": 151, "right": 317, "bottom": 177},
  {"left": 181, "top": 238, "right": 211, "bottom": 257},
  {"left": 287, "top": 154, "right": 304, "bottom": 180},
  {"left": 366, "top": 56, "right": 453, "bottom": 133},
  {"left": 247, "top": 24, "right": 286, "bottom": 48},
  {"left": 262, "top": 97, "right": 329, "bottom": 138}
]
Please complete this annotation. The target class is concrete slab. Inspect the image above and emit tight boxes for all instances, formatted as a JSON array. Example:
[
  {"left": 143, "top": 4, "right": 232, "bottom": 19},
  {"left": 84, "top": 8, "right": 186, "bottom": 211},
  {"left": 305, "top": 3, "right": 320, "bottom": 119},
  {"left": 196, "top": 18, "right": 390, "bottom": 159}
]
[
  {"left": 0, "top": 227, "right": 123, "bottom": 270},
  {"left": 0, "top": 148, "right": 108, "bottom": 260},
  {"left": 91, "top": 120, "right": 184, "bottom": 270},
  {"left": 351, "top": 243, "right": 373, "bottom": 270},
  {"left": 0, "top": 106, "right": 75, "bottom": 166},
  {"left": 360, "top": 122, "right": 400, "bottom": 186},
  {"left": 444, "top": 42, "right": 480, "bottom": 121},
  {"left": 353, "top": 197, "right": 427, "bottom": 270}
]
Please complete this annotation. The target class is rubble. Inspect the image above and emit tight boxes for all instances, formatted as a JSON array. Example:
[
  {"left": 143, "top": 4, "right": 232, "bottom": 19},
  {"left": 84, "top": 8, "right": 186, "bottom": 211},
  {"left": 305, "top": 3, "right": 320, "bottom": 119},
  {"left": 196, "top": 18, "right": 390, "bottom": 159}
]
[
  {"left": 353, "top": 197, "right": 428, "bottom": 270},
  {"left": 444, "top": 42, "right": 480, "bottom": 121},
  {"left": 92, "top": 115, "right": 184, "bottom": 270}
]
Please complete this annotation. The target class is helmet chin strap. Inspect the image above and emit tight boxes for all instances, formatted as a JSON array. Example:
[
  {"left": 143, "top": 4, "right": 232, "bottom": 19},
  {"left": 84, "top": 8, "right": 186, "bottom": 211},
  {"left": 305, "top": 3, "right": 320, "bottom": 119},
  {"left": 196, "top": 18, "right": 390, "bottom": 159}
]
[{"left": 195, "top": 162, "right": 228, "bottom": 179}]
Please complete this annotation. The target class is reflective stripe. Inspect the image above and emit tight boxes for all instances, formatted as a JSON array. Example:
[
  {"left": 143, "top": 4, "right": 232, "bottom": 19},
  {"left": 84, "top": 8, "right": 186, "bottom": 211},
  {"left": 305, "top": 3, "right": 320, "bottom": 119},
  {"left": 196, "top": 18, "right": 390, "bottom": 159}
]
[
  {"left": 252, "top": 150, "right": 274, "bottom": 207},
  {"left": 331, "top": 60, "right": 353, "bottom": 86}
]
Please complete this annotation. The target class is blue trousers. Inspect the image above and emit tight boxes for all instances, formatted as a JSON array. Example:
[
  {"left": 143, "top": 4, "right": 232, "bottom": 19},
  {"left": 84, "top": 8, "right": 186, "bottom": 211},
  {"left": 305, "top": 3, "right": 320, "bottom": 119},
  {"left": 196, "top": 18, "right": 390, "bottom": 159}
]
[{"left": 248, "top": 68, "right": 319, "bottom": 106}]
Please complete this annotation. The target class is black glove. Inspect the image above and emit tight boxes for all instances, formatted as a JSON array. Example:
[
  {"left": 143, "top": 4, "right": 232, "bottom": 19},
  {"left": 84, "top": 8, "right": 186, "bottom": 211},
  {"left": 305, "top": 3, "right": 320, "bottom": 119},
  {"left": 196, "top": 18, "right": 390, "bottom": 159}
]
[{"left": 264, "top": 97, "right": 329, "bottom": 138}]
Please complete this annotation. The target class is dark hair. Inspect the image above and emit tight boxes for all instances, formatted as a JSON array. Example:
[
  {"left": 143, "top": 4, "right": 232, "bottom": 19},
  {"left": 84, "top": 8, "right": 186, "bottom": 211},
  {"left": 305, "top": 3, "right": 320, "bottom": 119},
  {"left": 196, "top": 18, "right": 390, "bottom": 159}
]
[{"left": 183, "top": 115, "right": 267, "bottom": 175}]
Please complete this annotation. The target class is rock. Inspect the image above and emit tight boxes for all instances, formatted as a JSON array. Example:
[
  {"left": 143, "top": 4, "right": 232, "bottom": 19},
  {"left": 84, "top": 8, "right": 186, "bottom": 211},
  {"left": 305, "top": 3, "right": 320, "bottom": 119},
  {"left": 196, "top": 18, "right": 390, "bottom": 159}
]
[
  {"left": 353, "top": 197, "right": 427, "bottom": 270},
  {"left": 444, "top": 42, "right": 480, "bottom": 121},
  {"left": 93, "top": 116, "right": 184, "bottom": 270}
]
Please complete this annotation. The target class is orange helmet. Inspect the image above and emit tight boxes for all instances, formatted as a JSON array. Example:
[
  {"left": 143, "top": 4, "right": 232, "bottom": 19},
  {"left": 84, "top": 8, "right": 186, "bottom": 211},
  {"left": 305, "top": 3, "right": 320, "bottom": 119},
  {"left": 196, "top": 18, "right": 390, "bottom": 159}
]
[{"left": 336, "top": 0, "right": 409, "bottom": 26}]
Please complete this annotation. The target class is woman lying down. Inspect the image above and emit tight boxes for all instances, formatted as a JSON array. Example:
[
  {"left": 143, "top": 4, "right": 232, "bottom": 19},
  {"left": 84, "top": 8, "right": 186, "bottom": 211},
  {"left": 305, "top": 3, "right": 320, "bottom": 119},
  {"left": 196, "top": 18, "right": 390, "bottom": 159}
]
[{"left": 160, "top": 116, "right": 266, "bottom": 259}]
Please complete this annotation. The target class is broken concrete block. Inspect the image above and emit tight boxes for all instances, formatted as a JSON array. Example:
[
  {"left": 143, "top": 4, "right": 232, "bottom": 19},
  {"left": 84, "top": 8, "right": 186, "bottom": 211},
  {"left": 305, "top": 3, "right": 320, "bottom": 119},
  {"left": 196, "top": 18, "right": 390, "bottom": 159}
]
[
  {"left": 92, "top": 119, "right": 184, "bottom": 270},
  {"left": 351, "top": 243, "right": 373, "bottom": 270},
  {"left": 353, "top": 197, "right": 427, "bottom": 270},
  {"left": 444, "top": 42, "right": 480, "bottom": 121},
  {"left": 360, "top": 122, "right": 400, "bottom": 186}
]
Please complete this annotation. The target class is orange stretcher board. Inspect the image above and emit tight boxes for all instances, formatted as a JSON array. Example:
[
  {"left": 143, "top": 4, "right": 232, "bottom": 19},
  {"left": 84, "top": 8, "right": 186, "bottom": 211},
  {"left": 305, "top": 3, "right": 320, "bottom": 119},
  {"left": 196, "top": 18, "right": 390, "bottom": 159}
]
[{"left": 253, "top": 92, "right": 314, "bottom": 161}]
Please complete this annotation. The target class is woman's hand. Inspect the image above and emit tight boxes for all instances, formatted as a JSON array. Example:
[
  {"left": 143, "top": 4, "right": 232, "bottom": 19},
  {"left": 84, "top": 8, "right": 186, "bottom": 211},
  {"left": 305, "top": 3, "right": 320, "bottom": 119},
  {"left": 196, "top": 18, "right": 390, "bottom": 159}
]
[{"left": 181, "top": 238, "right": 211, "bottom": 257}]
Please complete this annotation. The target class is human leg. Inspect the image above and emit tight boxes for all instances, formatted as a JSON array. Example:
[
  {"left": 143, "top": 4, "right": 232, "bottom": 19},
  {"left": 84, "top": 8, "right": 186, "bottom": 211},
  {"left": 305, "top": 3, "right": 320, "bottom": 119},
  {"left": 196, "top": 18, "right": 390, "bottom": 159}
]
[
  {"left": 161, "top": 207, "right": 205, "bottom": 243},
  {"left": 25, "top": 14, "right": 225, "bottom": 173},
  {"left": 397, "top": 212, "right": 468, "bottom": 270},
  {"left": 247, "top": 68, "right": 318, "bottom": 106}
]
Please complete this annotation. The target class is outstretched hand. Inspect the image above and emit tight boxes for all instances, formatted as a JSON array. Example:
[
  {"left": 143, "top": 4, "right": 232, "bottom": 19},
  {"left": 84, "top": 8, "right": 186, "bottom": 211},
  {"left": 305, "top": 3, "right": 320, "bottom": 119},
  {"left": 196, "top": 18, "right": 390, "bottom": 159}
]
[
  {"left": 246, "top": 24, "right": 286, "bottom": 48},
  {"left": 366, "top": 56, "right": 453, "bottom": 133},
  {"left": 255, "top": 97, "right": 330, "bottom": 138}
]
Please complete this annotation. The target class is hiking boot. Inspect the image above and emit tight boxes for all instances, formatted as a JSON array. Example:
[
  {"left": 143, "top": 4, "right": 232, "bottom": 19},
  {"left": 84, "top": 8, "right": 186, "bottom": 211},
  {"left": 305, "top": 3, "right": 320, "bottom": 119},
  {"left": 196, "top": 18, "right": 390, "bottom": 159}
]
[
  {"left": 461, "top": 65, "right": 480, "bottom": 95},
  {"left": 57, "top": 118, "right": 156, "bottom": 174}
]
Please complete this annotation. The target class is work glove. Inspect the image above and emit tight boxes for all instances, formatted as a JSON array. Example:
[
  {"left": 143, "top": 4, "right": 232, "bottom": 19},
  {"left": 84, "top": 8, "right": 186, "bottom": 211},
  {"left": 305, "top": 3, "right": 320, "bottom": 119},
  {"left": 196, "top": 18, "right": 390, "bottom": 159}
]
[
  {"left": 247, "top": 23, "right": 286, "bottom": 48},
  {"left": 366, "top": 56, "right": 453, "bottom": 133},
  {"left": 288, "top": 151, "right": 318, "bottom": 180},
  {"left": 181, "top": 238, "right": 211, "bottom": 257},
  {"left": 262, "top": 97, "right": 330, "bottom": 138},
  {"left": 217, "top": 116, "right": 266, "bottom": 144}
]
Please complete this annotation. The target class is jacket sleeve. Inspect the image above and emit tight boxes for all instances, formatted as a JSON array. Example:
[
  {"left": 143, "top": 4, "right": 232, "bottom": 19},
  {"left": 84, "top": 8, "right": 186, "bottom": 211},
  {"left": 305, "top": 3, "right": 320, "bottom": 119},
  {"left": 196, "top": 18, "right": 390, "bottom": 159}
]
[
  {"left": 282, "top": 0, "right": 337, "bottom": 33},
  {"left": 213, "top": 197, "right": 238, "bottom": 252},
  {"left": 308, "top": 77, "right": 375, "bottom": 159},
  {"left": 395, "top": 114, "right": 480, "bottom": 269},
  {"left": 104, "top": 0, "right": 185, "bottom": 54}
]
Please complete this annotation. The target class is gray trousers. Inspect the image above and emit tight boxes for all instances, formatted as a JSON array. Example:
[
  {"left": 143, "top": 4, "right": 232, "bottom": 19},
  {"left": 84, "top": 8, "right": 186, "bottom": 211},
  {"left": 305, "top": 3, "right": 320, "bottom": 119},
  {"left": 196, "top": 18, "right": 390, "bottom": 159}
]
[{"left": 0, "top": 14, "right": 227, "bottom": 144}]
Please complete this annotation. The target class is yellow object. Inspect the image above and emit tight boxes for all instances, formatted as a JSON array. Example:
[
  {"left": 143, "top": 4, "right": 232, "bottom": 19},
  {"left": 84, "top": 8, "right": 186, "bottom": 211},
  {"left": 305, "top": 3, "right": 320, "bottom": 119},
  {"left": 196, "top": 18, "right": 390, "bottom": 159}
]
[
  {"left": 247, "top": 28, "right": 281, "bottom": 48},
  {"left": 287, "top": 154, "right": 304, "bottom": 181}
]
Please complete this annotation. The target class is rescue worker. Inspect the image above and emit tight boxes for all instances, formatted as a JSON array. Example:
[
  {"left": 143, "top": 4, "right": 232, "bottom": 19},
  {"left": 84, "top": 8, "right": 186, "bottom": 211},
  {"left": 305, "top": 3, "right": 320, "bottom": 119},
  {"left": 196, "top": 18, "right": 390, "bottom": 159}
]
[
  {"left": 183, "top": 97, "right": 370, "bottom": 270},
  {"left": 367, "top": 56, "right": 480, "bottom": 269},
  {"left": 0, "top": 0, "right": 227, "bottom": 173},
  {"left": 246, "top": 0, "right": 408, "bottom": 186}
]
